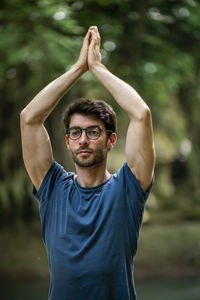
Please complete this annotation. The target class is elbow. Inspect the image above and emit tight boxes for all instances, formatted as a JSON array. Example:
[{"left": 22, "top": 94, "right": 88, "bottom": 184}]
[
  {"left": 20, "top": 108, "right": 32, "bottom": 125},
  {"left": 135, "top": 105, "right": 152, "bottom": 122},
  {"left": 20, "top": 107, "right": 43, "bottom": 126},
  {"left": 143, "top": 105, "right": 152, "bottom": 121},
  {"left": 20, "top": 108, "right": 28, "bottom": 124}
]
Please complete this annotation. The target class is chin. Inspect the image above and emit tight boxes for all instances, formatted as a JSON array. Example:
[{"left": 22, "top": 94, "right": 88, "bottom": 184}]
[
  {"left": 74, "top": 157, "right": 104, "bottom": 168},
  {"left": 72, "top": 150, "right": 107, "bottom": 168}
]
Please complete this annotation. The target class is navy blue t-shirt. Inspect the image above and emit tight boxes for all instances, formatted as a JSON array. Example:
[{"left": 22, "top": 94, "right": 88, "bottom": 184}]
[{"left": 33, "top": 160, "right": 153, "bottom": 300}]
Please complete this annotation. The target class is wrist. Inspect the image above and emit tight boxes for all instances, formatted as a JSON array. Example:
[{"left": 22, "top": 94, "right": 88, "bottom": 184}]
[
  {"left": 71, "top": 62, "right": 88, "bottom": 75},
  {"left": 89, "top": 62, "right": 104, "bottom": 73},
  {"left": 89, "top": 62, "right": 105, "bottom": 74}
]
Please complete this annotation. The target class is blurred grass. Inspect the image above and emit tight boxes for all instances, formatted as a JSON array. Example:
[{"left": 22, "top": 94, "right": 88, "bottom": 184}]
[
  {"left": 135, "top": 221, "right": 200, "bottom": 278},
  {"left": 0, "top": 221, "right": 49, "bottom": 279}
]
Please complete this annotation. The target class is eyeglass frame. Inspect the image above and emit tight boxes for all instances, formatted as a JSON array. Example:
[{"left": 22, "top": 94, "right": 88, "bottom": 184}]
[{"left": 66, "top": 125, "right": 113, "bottom": 140}]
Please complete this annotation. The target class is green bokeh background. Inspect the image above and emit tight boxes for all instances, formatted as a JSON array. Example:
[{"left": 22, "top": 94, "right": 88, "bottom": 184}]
[{"left": 0, "top": 0, "right": 200, "bottom": 295}]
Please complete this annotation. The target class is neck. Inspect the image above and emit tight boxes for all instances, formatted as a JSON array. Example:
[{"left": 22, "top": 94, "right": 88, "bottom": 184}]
[{"left": 75, "top": 161, "right": 110, "bottom": 188}]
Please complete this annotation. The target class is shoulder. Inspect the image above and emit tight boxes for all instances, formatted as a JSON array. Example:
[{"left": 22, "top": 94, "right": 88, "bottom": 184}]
[
  {"left": 33, "top": 159, "right": 75, "bottom": 197},
  {"left": 113, "top": 162, "right": 154, "bottom": 199},
  {"left": 42, "top": 160, "right": 75, "bottom": 185}
]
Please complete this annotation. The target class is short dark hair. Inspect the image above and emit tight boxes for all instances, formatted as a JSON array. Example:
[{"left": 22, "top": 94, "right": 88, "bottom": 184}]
[{"left": 63, "top": 99, "right": 117, "bottom": 135}]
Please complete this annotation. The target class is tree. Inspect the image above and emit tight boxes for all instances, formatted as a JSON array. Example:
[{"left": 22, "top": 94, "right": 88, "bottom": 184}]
[{"left": 1, "top": 0, "right": 200, "bottom": 225}]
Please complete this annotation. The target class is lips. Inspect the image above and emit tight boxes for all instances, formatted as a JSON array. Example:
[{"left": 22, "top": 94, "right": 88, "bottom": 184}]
[{"left": 77, "top": 149, "right": 92, "bottom": 155}]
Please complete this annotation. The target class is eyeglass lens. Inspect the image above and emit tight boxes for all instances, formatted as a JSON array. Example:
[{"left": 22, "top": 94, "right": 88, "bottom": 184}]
[{"left": 68, "top": 126, "right": 102, "bottom": 140}]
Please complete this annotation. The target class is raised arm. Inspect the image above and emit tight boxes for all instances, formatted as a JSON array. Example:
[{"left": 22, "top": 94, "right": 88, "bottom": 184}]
[
  {"left": 88, "top": 27, "right": 155, "bottom": 191},
  {"left": 20, "top": 28, "right": 92, "bottom": 190}
]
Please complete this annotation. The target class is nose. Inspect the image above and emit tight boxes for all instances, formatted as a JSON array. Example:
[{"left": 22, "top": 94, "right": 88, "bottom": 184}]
[{"left": 79, "top": 130, "right": 89, "bottom": 145}]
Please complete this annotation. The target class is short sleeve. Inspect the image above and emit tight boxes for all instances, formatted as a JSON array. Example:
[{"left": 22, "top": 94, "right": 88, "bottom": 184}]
[
  {"left": 123, "top": 162, "right": 154, "bottom": 202},
  {"left": 116, "top": 162, "right": 154, "bottom": 235},
  {"left": 33, "top": 160, "right": 64, "bottom": 202},
  {"left": 32, "top": 160, "right": 74, "bottom": 232}
]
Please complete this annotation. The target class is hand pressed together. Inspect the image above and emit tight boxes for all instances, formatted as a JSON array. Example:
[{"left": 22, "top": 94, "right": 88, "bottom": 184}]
[
  {"left": 76, "top": 26, "right": 102, "bottom": 73},
  {"left": 88, "top": 26, "right": 102, "bottom": 71}
]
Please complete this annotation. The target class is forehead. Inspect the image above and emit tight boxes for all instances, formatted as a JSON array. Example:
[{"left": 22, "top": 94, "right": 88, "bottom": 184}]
[{"left": 69, "top": 113, "right": 105, "bottom": 129}]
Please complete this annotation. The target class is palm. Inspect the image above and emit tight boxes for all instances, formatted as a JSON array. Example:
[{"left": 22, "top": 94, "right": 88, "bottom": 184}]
[
  {"left": 76, "top": 28, "right": 91, "bottom": 72},
  {"left": 88, "top": 27, "right": 102, "bottom": 70}
]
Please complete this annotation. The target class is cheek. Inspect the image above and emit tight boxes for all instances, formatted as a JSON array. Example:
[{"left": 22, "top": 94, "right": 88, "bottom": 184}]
[
  {"left": 65, "top": 136, "right": 77, "bottom": 151},
  {"left": 97, "top": 140, "right": 109, "bottom": 151}
]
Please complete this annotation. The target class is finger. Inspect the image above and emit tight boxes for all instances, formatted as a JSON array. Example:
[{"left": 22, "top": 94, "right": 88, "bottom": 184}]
[
  {"left": 91, "top": 30, "right": 96, "bottom": 44},
  {"left": 89, "top": 29, "right": 100, "bottom": 53},
  {"left": 90, "top": 30, "right": 96, "bottom": 46},
  {"left": 93, "top": 29, "right": 99, "bottom": 43},
  {"left": 84, "top": 28, "right": 91, "bottom": 41},
  {"left": 89, "top": 26, "right": 96, "bottom": 31},
  {"left": 85, "top": 26, "right": 95, "bottom": 38},
  {"left": 95, "top": 26, "right": 100, "bottom": 36},
  {"left": 83, "top": 29, "right": 92, "bottom": 48},
  {"left": 94, "top": 26, "right": 101, "bottom": 46},
  {"left": 94, "top": 26, "right": 100, "bottom": 36}
]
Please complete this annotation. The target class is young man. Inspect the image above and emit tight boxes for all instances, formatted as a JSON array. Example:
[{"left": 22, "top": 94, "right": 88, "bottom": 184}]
[{"left": 20, "top": 26, "right": 155, "bottom": 300}]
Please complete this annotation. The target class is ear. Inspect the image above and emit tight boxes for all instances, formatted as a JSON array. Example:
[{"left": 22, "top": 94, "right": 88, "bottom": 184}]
[
  {"left": 65, "top": 134, "right": 70, "bottom": 150},
  {"left": 107, "top": 132, "right": 117, "bottom": 151}
]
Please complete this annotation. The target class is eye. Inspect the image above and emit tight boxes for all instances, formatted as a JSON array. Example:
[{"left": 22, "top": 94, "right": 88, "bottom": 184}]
[
  {"left": 87, "top": 127, "right": 100, "bottom": 137},
  {"left": 70, "top": 129, "right": 81, "bottom": 138}
]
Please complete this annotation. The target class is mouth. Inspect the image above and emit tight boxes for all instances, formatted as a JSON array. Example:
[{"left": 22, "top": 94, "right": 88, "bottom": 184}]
[{"left": 77, "top": 149, "right": 92, "bottom": 156}]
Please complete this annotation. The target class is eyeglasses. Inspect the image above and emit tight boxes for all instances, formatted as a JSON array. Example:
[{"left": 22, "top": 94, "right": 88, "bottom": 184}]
[{"left": 66, "top": 125, "right": 112, "bottom": 140}]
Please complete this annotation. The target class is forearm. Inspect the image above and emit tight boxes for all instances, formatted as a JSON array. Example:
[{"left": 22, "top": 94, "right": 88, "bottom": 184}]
[
  {"left": 21, "top": 64, "right": 84, "bottom": 124},
  {"left": 91, "top": 63, "right": 149, "bottom": 121}
]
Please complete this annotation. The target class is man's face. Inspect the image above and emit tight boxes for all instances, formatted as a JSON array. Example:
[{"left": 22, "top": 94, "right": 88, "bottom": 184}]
[{"left": 66, "top": 113, "right": 115, "bottom": 168}]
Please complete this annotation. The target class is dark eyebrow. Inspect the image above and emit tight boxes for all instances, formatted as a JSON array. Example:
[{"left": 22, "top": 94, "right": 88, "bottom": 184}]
[
  {"left": 68, "top": 125, "right": 101, "bottom": 130},
  {"left": 68, "top": 126, "right": 82, "bottom": 130}
]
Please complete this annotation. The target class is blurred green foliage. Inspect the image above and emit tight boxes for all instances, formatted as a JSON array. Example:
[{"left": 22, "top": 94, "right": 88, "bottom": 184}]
[{"left": 0, "top": 0, "right": 200, "bottom": 225}]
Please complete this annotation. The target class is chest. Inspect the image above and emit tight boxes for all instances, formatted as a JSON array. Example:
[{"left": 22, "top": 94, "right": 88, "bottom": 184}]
[{"left": 44, "top": 182, "right": 128, "bottom": 252}]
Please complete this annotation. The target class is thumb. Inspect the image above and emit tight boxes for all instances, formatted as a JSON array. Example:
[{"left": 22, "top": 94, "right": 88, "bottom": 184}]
[
  {"left": 83, "top": 29, "right": 91, "bottom": 48},
  {"left": 89, "top": 30, "right": 96, "bottom": 48}
]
